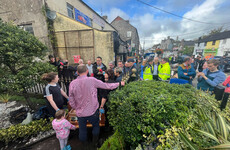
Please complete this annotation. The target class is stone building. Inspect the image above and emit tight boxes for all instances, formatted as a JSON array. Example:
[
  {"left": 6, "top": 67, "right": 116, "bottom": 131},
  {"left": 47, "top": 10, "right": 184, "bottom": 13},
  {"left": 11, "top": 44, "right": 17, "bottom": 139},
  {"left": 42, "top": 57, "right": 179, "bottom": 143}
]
[
  {"left": 111, "top": 16, "right": 140, "bottom": 61},
  {"left": 0, "top": 0, "right": 118, "bottom": 66}
]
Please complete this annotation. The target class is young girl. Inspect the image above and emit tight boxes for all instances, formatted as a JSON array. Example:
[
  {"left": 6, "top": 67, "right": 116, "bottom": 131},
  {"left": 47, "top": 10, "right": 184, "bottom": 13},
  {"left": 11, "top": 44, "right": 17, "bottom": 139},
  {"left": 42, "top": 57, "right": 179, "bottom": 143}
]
[
  {"left": 42, "top": 72, "right": 69, "bottom": 117},
  {"left": 52, "top": 109, "right": 76, "bottom": 150}
]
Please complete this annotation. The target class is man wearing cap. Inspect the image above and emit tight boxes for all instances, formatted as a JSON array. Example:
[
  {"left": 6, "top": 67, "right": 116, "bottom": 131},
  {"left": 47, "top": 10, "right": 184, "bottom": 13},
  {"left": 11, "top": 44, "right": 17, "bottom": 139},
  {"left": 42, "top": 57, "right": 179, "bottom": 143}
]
[
  {"left": 143, "top": 57, "right": 154, "bottom": 81},
  {"left": 124, "top": 58, "right": 138, "bottom": 82}
]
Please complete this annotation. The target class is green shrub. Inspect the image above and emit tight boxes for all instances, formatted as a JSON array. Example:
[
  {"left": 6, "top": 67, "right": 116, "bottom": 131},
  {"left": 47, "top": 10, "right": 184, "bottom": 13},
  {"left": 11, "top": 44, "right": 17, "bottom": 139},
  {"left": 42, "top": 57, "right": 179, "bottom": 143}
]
[
  {"left": 0, "top": 118, "right": 53, "bottom": 144},
  {"left": 10, "top": 95, "right": 46, "bottom": 105},
  {"left": 99, "top": 130, "right": 125, "bottom": 150},
  {"left": 108, "top": 81, "right": 198, "bottom": 147}
]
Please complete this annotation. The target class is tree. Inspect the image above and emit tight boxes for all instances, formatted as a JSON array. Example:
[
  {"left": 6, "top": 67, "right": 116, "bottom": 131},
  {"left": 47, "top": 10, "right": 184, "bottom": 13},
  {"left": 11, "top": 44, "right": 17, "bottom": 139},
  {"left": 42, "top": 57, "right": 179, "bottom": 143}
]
[
  {"left": 202, "top": 27, "right": 228, "bottom": 39},
  {"left": 181, "top": 46, "right": 194, "bottom": 56},
  {"left": 0, "top": 20, "right": 55, "bottom": 109}
]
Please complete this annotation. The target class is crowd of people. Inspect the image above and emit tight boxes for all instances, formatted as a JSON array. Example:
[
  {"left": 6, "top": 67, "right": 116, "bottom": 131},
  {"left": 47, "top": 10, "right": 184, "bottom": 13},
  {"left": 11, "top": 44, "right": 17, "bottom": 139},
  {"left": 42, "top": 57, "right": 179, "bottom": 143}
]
[{"left": 43, "top": 54, "right": 229, "bottom": 149}]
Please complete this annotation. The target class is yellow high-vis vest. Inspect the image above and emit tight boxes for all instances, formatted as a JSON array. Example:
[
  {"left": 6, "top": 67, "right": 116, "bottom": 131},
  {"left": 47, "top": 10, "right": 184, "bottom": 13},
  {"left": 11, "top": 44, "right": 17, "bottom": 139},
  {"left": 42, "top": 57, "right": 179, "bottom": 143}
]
[
  {"left": 143, "top": 65, "right": 154, "bottom": 80},
  {"left": 158, "top": 62, "right": 171, "bottom": 80}
]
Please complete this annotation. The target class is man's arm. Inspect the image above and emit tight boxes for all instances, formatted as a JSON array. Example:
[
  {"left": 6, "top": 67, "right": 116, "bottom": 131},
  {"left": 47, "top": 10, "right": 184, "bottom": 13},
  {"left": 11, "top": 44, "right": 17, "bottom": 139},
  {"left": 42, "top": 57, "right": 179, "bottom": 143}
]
[
  {"left": 187, "top": 67, "right": 196, "bottom": 77},
  {"left": 93, "top": 78, "right": 120, "bottom": 90},
  {"left": 178, "top": 66, "right": 190, "bottom": 79},
  {"left": 206, "top": 73, "right": 226, "bottom": 87}
]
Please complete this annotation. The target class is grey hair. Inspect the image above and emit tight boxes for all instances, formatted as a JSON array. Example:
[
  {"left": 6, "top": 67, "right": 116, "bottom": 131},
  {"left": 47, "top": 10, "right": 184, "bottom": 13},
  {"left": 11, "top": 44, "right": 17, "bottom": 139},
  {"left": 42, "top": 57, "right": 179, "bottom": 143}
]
[{"left": 109, "top": 61, "right": 115, "bottom": 65}]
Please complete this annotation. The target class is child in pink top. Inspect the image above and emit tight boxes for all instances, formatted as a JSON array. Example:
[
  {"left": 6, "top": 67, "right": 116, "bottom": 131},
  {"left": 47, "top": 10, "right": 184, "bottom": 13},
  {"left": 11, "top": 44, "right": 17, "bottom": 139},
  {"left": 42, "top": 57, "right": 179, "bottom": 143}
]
[{"left": 52, "top": 109, "right": 76, "bottom": 150}]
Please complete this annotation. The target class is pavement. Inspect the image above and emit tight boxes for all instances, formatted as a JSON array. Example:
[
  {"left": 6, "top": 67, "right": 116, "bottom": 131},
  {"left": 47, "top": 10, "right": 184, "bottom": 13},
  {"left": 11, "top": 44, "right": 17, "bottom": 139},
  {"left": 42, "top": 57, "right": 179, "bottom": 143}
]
[{"left": 25, "top": 127, "right": 113, "bottom": 150}]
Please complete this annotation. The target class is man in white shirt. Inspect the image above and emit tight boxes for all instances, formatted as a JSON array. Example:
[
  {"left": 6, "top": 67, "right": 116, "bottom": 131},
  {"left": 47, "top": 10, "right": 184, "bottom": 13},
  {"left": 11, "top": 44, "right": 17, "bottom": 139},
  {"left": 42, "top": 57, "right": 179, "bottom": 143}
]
[{"left": 86, "top": 60, "right": 93, "bottom": 75}]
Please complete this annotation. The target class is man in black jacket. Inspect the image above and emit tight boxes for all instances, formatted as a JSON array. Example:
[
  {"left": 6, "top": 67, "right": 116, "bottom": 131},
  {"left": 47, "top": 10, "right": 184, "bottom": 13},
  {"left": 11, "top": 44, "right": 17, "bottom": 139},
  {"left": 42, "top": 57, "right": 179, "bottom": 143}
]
[{"left": 93, "top": 56, "right": 107, "bottom": 81}]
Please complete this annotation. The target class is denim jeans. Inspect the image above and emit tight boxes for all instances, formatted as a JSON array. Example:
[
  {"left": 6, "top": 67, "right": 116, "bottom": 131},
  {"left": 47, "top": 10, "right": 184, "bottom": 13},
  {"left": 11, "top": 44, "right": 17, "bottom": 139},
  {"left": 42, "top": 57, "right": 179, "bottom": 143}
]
[{"left": 78, "top": 110, "right": 100, "bottom": 142}]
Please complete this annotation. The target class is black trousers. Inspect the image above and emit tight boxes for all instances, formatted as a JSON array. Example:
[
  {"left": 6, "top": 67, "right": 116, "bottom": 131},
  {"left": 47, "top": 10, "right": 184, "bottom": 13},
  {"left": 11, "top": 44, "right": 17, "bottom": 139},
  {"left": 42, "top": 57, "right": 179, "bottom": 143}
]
[{"left": 220, "top": 92, "right": 230, "bottom": 110}]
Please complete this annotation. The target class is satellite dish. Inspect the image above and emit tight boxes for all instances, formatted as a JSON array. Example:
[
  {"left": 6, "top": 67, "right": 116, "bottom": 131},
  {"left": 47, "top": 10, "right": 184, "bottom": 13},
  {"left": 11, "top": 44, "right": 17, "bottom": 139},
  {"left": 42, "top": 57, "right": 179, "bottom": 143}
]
[{"left": 46, "top": 10, "right": 56, "bottom": 20}]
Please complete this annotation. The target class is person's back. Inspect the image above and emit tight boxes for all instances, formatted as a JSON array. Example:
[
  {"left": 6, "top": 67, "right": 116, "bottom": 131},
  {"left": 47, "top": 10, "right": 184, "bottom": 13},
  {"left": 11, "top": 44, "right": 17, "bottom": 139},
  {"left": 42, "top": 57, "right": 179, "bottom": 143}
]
[{"left": 69, "top": 64, "right": 123, "bottom": 146}]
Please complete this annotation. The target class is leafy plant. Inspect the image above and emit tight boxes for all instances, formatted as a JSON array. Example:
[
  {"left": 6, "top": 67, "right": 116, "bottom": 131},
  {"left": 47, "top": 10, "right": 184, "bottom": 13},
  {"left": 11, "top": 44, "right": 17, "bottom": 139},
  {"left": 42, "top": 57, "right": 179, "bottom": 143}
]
[
  {"left": 108, "top": 81, "right": 197, "bottom": 147},
  {"left": 0, "top": 20, "right": 56, "bottom": 109},
  {"left": 0, "top": 93, "right": 12, "bottom": 104},
  {"left": 0, "top": 118, "right": 53, "bottom": 145},
  {"left": 179, "top": 108, "right": 230, "bottom": 150},
  {"left": 99, "top": 130, "right": 125, "bottom": 150}
]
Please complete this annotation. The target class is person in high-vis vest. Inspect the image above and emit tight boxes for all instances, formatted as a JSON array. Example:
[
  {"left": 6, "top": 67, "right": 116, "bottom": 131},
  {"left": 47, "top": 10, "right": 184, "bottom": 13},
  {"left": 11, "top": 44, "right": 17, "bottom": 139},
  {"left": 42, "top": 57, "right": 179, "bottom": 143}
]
[
  {"left": 143, "top": 58, "right": 154, "bottom": 80},
  {"left": 158, "top": 58, "right": 171, "bottom": 81}
]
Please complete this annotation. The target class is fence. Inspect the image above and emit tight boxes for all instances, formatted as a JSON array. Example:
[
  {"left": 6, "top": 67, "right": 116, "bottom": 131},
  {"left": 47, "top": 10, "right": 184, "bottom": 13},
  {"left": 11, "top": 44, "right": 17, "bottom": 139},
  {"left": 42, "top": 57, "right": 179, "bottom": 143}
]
[{"left": 26, "top": 67, "right": 76, "bottom": 95}]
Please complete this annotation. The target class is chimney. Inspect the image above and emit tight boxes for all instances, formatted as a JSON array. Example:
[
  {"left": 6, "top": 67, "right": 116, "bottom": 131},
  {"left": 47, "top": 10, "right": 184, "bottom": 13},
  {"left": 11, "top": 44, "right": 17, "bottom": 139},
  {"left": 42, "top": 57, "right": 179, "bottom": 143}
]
[
  {"left": 126, "top": 20, "right": 129, "bottom": 24},
  {"left": 102, "top": 15, "right": 108, "bottom": 21}
]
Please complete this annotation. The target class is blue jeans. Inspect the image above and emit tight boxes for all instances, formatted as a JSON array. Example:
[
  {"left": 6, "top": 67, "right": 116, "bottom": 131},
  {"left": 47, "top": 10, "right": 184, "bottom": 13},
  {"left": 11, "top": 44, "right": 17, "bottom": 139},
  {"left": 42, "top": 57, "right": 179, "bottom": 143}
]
[{"left": 78, "top": 110, "right": 100, "bottom": 142}]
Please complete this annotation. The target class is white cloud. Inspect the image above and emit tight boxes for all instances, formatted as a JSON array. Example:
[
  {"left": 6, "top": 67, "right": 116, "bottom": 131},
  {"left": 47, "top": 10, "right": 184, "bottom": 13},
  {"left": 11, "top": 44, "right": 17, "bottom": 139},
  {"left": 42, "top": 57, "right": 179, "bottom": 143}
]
[
  {"left": 105, "top": 8, "right": 130, "bottom": 22},
  {"left": 98, "top": 0, "right": 230, "bottom": 49}
]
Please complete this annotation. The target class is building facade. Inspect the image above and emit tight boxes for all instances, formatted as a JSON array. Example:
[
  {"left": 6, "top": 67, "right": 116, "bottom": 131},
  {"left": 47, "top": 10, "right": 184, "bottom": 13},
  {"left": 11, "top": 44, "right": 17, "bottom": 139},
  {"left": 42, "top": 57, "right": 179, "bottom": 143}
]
[
  {"left": 111, "top": 16, "right": 140, "bottom": 61},
  {"left": 0, "top": 0, "right": 118, "bottom": 66},
  {"left": 193, "top": 31, "right": 230, "bottom": 57}
]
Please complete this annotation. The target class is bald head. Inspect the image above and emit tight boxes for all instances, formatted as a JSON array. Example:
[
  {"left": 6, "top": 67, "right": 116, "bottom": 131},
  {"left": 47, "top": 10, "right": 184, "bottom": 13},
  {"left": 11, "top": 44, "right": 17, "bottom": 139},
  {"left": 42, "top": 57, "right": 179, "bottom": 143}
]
[{"left": 77, "top": 64, "right": 88, "bottom": 74}]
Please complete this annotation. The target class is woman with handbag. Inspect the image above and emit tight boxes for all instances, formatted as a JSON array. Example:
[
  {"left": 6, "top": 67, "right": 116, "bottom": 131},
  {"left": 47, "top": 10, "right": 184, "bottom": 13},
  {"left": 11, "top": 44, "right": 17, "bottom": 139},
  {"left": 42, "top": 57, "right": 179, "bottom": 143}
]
[{"left": 220, "top": 76, "right": 230, "bottom": 110}]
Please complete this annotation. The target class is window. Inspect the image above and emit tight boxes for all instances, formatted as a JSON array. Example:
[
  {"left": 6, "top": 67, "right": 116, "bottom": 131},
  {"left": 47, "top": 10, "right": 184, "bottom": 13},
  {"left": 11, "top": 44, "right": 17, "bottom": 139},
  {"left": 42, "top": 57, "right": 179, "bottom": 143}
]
[
  {"left": 67, "top": 3, "right": 74, "bottom": 19},
  {"left": 18, "top": 24, "right": 34, "bottom": 35},
  {"left": 223, "top": 39, "right": 227, "bottom": 44},
  {"left": 127, "top": 31, "right": 132, "bottom": 38},
  {"left": 212, "top": 40, "right": 216, "bottom": 45}
]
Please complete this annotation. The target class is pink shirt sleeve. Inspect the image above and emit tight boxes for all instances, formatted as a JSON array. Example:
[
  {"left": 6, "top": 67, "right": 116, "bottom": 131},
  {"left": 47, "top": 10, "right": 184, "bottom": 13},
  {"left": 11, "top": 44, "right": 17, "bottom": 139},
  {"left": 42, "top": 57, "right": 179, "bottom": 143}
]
[{"left": 93, "top": 78, "right": 119, "bottom": 89}]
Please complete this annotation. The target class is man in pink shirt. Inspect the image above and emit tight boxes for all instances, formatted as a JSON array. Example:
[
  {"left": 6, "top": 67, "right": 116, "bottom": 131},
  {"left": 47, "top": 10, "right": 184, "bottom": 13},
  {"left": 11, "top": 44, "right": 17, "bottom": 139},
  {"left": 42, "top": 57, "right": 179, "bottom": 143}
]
[{"left": 69, "top": 64, "right": 124, "bottom": 148}]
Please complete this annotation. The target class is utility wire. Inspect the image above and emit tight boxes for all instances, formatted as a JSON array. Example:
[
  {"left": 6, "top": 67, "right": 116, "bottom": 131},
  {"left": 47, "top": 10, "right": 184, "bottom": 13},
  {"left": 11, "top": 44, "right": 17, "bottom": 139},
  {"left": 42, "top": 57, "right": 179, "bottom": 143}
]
[
  {"left": 137, "top": 0, "right": 230, "bottom": 25},
  {"left": 142, "top": 24, "right": 230, "bottom": 40}
]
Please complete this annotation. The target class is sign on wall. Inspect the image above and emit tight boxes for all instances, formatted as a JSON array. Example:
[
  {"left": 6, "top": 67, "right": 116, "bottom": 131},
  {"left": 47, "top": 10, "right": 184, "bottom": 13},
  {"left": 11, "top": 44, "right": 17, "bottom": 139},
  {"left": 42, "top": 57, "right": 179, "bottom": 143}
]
[
  {"left": 73, "top": 55, "right": 81, "bottom": 63},
  {"left": 75, "top": 8, "right": 91, "bottom": 27}
]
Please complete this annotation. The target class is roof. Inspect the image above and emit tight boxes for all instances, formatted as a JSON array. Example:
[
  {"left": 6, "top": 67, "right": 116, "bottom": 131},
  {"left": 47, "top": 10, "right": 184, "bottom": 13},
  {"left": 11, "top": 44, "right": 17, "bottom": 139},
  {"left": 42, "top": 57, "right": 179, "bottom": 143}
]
[
  {"left": 184, "top": 40, "right": 195, "bottom": 46},
  {"left": 198, "top": 30, "right": 230, "bottom": 43},
  {"left": 111, "top": 16, "right": 140, "bottom": 44}
]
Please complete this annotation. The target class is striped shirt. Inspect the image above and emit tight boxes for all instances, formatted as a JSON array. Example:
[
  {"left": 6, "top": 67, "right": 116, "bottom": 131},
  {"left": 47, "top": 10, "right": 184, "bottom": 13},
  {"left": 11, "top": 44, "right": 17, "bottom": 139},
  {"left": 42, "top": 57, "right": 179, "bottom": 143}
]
[{"left": 69, "top": 75, "right": 119, "bottom": 117}]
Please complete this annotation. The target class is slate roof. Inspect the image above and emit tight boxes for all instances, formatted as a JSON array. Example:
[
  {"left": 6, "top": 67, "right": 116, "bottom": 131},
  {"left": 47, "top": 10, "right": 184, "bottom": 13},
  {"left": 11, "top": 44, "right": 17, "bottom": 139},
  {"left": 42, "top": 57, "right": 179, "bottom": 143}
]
[
  {"left": 184, "top": 40, "right": 195, "bottom": 46},
  {"left": 198, "top": 30, "right": 230, "bottom": 43}
]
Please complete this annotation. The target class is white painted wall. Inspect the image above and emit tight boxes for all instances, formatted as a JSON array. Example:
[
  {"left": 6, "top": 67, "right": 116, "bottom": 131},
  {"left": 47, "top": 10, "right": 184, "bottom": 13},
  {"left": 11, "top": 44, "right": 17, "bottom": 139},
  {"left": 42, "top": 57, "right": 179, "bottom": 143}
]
[
  {"left": 218, "top": 38, "right": 230, "bottom": 56},
  {"left": 193, "top": 42, "right": 205, "bottom": 56}
]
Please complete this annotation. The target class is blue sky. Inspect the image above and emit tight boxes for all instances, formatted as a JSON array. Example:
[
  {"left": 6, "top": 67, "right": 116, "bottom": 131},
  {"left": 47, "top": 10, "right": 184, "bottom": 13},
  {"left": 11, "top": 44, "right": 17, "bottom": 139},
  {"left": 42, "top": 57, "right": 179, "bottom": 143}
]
[{"left": 83, "top": 0, "right": 230, "bottom": 48}]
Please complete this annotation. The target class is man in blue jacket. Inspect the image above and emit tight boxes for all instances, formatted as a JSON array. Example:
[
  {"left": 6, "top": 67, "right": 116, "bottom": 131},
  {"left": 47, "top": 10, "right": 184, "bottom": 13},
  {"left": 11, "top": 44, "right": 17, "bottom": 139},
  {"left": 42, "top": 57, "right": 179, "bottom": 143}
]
[
  {"left": 197, "top": 59, "right": 226, "bottom": 91},
  {"left": 178, "top": 57, "right": 196, "bottom": 84}
]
